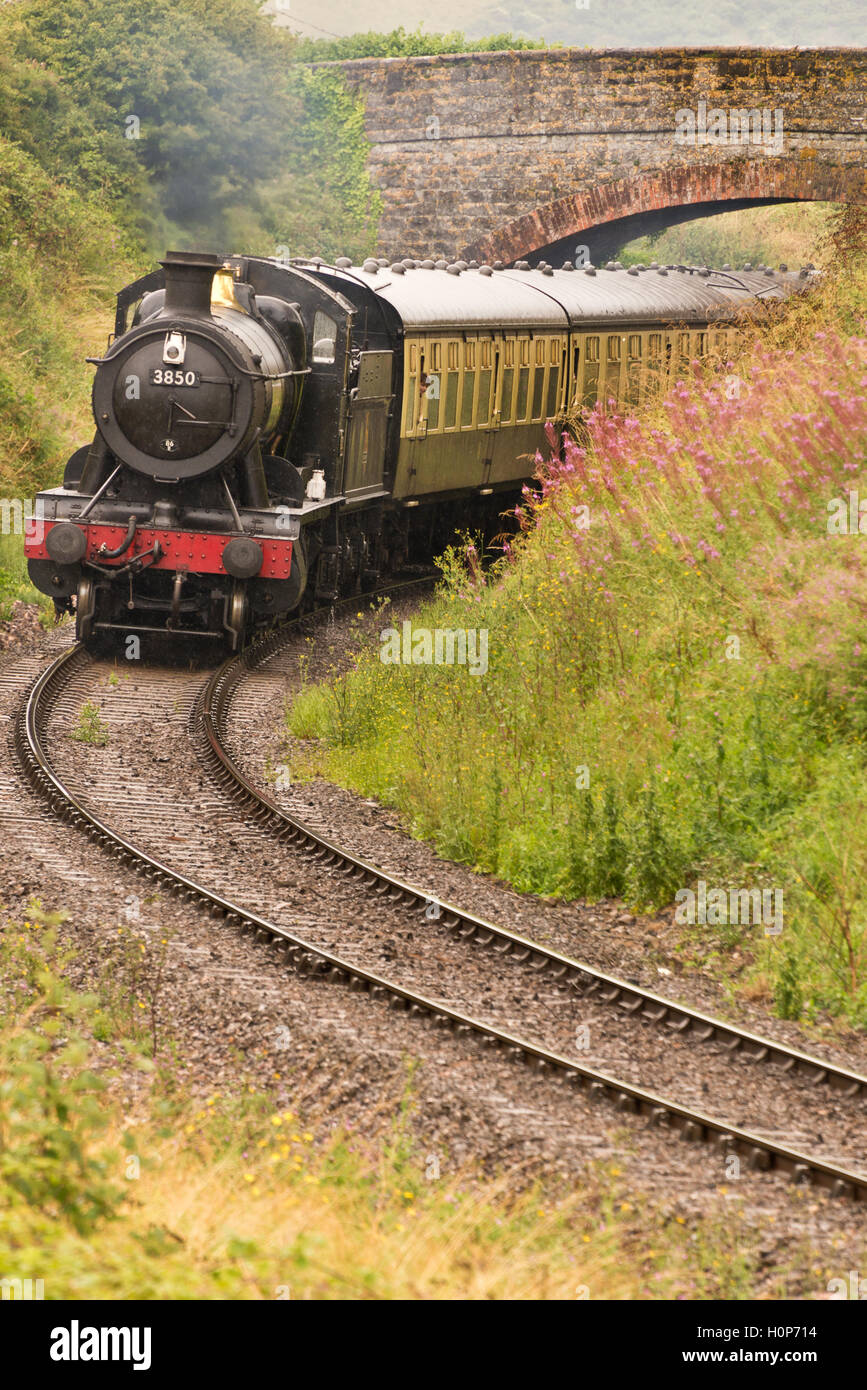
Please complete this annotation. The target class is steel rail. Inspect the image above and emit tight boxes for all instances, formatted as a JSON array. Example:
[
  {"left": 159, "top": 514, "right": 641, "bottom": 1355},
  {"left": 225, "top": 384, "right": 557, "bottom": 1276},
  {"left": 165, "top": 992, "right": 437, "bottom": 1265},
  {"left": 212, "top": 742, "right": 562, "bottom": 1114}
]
[
  {"left": 201, "top": 625, "right": 867, "bottom": 1103},
  {"left": 14, "top": 642, "right": 867, "bottom": 1203}
]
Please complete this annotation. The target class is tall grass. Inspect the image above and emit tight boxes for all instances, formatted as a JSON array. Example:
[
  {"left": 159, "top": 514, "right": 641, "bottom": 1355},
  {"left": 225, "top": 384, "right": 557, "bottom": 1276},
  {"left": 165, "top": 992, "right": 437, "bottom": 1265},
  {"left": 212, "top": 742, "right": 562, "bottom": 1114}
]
[
  {"left": 289, "top": 230, "right": 867, "bottom": 1025},
  {"left": 0, "top": 915, "right": 768, "bottom": 1299}
]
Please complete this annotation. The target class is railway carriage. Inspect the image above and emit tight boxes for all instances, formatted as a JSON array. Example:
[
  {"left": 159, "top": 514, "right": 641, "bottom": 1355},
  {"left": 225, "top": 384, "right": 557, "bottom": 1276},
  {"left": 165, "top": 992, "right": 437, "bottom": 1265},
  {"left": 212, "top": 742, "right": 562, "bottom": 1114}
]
[{"left": 24, "top": 250, "right": 814, "bottom": 651}]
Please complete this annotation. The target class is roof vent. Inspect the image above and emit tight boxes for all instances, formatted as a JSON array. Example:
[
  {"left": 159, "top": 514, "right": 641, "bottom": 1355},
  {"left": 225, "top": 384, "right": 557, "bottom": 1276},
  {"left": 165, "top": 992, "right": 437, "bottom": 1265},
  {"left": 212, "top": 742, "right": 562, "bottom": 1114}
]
[
  {"left": 657, "top": 268, "right": 669, "bottom": 276},
  {"left": 627, "top": 267, "right": 639, "bottom": 276},
  {"left": 633, "top": 263, "right": 647, "bottom": 272},
  {"left": 649, "top": 262, "right": 659, "bottom": 269},
  {"left": 377, "top": 258, "right": 389, "bottom": 268},
  {"left": 420, "top": 259, "right": 435, "bottom": 269},
  {"left": 479, "top": 265, "right": 493, "bottom": 276},
  {"left": 335, "top": 256, "right": 352, "bottom": 268},
  {"left": 542, "top": 266, "right": 554, "bottom": 276},
  {"left": 390, "top": 263, "right": 405, "bottom": 274},
  {"left": 446, "top": 264, "right": 461, "bottom": 275},
  {"left": 799, "top": 268, "right": 809, "bottom": 277},
  {"left": 779, "top": 263, "right": 788, "bottom": 272},
  {"left": 805, "top": 262, "right": 815, "bottom": 270},
  {"left": 605, "top": 261, "right": 617, "bottom": 271},
  {"left": 561, "top": 261, "right": 574, "bottom": 271},
  {"left": 435, "top": 259, "right": 448, "bottom": 269},
  {"left": 455, "top": 259, "right": 468, "bottom": 271},
  {"left": 362, "top": 259, "right": 378, "bottom": 273},
  {"left": 468, "top": 260, "right": 479, "bottom": 269},
  {"left": 402, "top": 258, "right": 416, "bottom": 269},
  {"left": 698, "top": 267, "right": 711, "bottom": 277},
  {"left": 493, "top": 261, "right": 504, "bottom": 271},
  {"left": 614, "top": 261, "right": 624, "bottom": 270},
  {"left": 764, "top": 267, "right": 775, "bottom": 276},
  {"left": 584, "top": 267, "right": 597, "bottom": 276},
  {"left": 721, "top": 263, "right": 732, "bottom": 271},
  {"left": 742, "top": 263, "right": 753, "bottom": 271}
]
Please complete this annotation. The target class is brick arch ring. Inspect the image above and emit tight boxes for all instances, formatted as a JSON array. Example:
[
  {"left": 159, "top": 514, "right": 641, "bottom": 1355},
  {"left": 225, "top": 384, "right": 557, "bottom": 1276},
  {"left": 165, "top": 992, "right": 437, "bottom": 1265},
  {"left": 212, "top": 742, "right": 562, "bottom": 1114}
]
[{"left": 461, "top": 158, "right": 867, "bottom": 266}]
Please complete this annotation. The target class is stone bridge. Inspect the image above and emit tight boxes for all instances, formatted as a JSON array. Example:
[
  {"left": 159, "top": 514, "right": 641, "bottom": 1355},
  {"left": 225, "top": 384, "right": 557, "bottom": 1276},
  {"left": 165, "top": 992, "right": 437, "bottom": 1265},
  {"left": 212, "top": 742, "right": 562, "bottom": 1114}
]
[{"left": 331, "top": 48, "right": 867, "bottom": 264}]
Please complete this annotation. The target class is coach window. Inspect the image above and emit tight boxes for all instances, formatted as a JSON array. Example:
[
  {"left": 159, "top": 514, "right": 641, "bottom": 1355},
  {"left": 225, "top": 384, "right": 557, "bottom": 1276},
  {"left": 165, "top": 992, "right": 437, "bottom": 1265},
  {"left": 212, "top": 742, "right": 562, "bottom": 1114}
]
[
  {"left": 546, "top": 339, "right": 561, "bottom": 417},
  {"left": 500, "top": 365, "right": 515, "bottom": 422},
  {"left": 607, "top": 335, "right": 622, "bottom": 364},
  {"left": 404, "top": 373, "right": 417, "bottom": 433},
  {"left": 531, "top": 364, "right": 546, "bottom": 420},
  {"left": 678, "top": 332, "right": 690, "bottom": 358},
  {"left": 461, "top": 342, "right": 476, "bottom": 427},
  {"left": 312, "top": 311, "right": 337, "bottom": 364},
  {"left": 424, "top": 345, "right": 441, "bottom": 430},
  {"left": 476, "top": 368, "right": 492, "bottom": 424},
  {"left": 444, "top": 370, "right": 459, "bottom": 430},
  {"left": 696, "top": 331, "right": 707, "bottom": 356},
  {"left": 516, "top": 366, "right": 530, "bottom": 421},
  {"left": 476, "top": 340, "right": 493, "bottom": 424}
]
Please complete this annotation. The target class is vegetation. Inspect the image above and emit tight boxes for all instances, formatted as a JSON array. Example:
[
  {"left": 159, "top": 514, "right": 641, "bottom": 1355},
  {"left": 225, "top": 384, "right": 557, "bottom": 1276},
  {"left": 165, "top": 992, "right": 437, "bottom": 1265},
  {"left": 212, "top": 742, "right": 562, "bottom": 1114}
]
[
  {"left": 620, "top": 204, "right": 833, "bottom": 274},
  {"left": 0, "top": 0, "right": 381, "bottom": 259},
  {"left": 0, "top": 907, "right": 816, "bottom": 1298},
  {"left": 287, "top": 209, "right": 867, "bottom": 1027},
  {"left": 70, "top": 702, "right": 109, "bottom": 747},
  {"left": 293, "top": 26, "right": 545, "bottom": 61}
]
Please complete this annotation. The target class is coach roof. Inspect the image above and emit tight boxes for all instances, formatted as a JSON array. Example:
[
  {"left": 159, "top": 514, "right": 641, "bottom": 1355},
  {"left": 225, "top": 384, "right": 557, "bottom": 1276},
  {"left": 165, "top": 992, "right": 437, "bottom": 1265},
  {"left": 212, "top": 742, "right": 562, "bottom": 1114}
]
[{"left": 309, "top": 260, "right": 807, "bottom": 332}]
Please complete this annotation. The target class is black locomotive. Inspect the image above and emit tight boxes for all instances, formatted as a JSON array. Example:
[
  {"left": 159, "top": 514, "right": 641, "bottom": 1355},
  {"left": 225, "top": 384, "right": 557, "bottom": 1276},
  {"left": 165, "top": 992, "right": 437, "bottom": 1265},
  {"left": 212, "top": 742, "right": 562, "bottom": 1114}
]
[{"left": 26, "top": 249, "right": 813, "bottom": 650}]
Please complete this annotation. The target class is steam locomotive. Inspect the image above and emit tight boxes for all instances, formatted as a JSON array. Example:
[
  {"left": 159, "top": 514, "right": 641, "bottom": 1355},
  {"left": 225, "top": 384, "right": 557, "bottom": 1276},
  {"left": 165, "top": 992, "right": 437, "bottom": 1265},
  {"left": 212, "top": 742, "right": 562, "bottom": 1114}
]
[{"left": 24, "top": 249, "right": 813, "bottom": 650}]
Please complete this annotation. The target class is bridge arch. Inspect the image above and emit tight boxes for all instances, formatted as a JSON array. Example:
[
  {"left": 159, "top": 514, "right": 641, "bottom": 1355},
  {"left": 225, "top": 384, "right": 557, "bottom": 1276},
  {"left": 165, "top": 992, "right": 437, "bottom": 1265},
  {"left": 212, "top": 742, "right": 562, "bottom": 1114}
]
[{"left": 461, "top": 158, "right": 867, "bottom": 267}]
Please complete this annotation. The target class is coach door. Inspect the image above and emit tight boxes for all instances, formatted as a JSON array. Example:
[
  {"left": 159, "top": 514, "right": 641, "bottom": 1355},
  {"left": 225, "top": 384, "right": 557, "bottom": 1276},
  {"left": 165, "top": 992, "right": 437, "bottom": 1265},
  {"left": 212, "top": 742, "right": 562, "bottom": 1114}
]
[{"left": 343, "top": 351, "right": 393, "bottom": 500}]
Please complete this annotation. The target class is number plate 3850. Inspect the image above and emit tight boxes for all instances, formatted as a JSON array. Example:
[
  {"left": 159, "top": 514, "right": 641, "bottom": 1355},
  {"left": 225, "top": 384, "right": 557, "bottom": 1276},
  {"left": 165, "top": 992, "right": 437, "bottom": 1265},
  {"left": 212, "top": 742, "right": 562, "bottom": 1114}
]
[{"left": 150, "top": 368, "right": 200, "bottom": 387}]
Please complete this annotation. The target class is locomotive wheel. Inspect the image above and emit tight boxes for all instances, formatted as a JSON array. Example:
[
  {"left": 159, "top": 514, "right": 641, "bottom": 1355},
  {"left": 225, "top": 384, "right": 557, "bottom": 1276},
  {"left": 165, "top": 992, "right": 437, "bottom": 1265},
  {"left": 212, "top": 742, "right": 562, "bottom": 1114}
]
[
  {"left": 74, "top": 575, "right": 97, "bottom": 645},
  {"left": 224, "top": 582, "right": 248, "bottom": 652}
]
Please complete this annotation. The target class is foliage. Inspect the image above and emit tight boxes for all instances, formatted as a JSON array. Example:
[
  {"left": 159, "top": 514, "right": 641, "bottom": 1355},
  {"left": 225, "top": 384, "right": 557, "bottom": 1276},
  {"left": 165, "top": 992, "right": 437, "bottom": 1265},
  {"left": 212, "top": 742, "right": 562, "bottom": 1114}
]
[
  {"left": 0, "top": 915, "right": 132, "bottom": 1234},
  {"left": 71, "top": 702, "right": 109, "bottom": 747},
  {"left": 293, "top": 26, "right": 546, "bottom": 61},
  {"left": 0, "top": 0, "right": 381, "bottom": 259},
  {"left": 619, "top": 203, "right": 833, "bottom": 274}
]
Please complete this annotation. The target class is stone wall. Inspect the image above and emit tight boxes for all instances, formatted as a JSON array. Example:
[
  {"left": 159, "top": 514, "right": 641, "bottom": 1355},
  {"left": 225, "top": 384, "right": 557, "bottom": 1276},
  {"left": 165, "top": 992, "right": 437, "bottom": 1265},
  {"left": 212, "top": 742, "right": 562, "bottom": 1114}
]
[{"left": 329, "top": 48, "right": 867, "bottom": 262}]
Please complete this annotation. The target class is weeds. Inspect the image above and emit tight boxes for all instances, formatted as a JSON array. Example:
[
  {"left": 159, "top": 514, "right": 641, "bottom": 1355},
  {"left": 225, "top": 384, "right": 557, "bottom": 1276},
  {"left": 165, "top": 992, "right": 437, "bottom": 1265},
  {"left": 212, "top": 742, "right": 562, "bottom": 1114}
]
[{"left": 70, "top": 701, "right": 108, "bottom": 747}]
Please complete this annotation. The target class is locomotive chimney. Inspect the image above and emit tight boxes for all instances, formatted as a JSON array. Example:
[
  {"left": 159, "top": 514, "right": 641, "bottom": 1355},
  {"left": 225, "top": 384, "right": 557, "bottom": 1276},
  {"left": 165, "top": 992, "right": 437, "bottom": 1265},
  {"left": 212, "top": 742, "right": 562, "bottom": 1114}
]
[{"left": 160, "top": 251, "right": 221, "bottom": 318}]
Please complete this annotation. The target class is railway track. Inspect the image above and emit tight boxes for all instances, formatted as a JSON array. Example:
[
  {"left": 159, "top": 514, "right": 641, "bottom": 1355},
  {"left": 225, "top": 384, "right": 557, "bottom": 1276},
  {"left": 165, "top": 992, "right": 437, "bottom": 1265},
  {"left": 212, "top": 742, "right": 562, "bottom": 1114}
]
[{"left": 14, "top": 626, "right": 867, "bottom": 1204}]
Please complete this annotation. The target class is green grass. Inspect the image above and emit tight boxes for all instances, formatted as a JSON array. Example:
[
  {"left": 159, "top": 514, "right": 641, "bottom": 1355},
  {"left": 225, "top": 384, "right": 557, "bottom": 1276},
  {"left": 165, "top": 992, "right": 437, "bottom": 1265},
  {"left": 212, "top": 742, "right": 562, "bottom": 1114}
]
[
  {"left": 620, "top": 202, "right": 834, "bottom": 272},
  {"left": 0, "top": 534, "right": 51, "bottom": 622},
  {"left": 286, "top": 213, "right": 867, "bottom": 1028}
]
